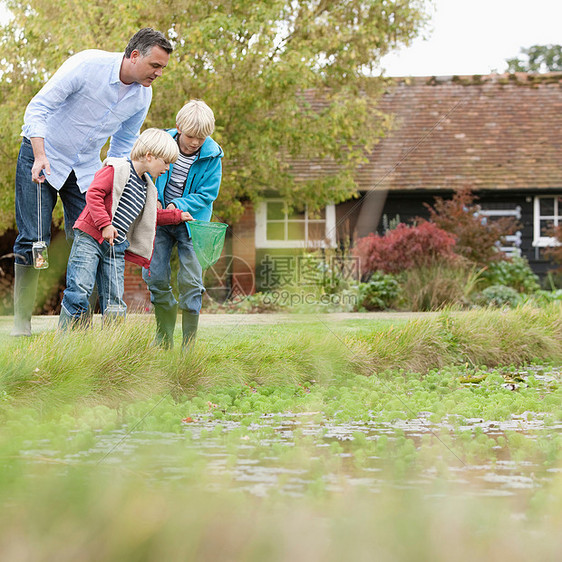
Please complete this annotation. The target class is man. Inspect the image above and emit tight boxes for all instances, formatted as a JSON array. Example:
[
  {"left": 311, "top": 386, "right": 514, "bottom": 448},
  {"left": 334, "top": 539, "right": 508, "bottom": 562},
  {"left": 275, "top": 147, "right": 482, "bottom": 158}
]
[{"left": 12, "top": 27, "right": 173, "bottom": 336}]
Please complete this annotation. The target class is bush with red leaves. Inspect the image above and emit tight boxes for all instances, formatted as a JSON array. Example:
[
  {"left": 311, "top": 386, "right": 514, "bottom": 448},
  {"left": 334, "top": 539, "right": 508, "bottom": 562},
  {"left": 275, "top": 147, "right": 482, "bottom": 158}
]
[{"left": 354, "top": 222, "right": 457, "bottom": 276}]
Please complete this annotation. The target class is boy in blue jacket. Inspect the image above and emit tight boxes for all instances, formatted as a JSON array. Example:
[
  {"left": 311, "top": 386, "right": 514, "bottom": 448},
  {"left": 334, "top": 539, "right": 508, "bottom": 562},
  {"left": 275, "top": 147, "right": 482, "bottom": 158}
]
[{"left": 142, "top": 100, "right": 223, "bottom": 348}]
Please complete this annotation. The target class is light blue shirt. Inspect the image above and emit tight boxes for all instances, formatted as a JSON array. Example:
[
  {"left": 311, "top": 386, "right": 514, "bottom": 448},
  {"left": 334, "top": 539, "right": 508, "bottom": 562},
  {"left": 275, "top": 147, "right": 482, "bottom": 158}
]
[{"left": 22, "top": 49, "right": 152, "bottom": 193}]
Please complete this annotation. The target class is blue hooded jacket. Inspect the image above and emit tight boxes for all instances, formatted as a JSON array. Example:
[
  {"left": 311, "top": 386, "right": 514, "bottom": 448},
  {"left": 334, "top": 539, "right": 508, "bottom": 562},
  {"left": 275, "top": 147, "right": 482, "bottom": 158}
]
[{"left": 154, "top": 129, "right": 224, "bottom": 233}]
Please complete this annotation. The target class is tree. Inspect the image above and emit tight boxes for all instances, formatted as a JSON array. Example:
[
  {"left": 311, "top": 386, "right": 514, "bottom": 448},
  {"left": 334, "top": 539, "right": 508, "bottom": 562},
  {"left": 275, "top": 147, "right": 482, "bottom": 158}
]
[
  {"left": 506, "top": 44, "right": 562, "bottom": 73},
  {"left": 0, "top": 0, "right": 429, "bottom": 232}
]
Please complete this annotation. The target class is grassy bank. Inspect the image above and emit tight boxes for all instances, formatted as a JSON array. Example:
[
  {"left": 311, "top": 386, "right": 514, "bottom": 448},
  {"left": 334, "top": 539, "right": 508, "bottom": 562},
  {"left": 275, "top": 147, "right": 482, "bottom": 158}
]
[{"left": 2, "top": 304, "right": 562, "bottom": 406}]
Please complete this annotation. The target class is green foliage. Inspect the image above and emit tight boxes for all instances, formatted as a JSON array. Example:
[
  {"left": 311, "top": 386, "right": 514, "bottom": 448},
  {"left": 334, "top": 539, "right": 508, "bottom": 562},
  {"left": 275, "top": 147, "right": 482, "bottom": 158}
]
[
  {"left": 0, "top": 0, "right": 430, "bottom": 232},
  {"left": 480, "top": 256, "right": 540, "bottom": 294},
  {"left": 530, "top": 289, "right": 562, "bottom": 306},
  {"left": 357, "top": 271, "right": 401, "bottom": 311},
  {"left": 473, "top": 284, "right": 522, "bottom": 308},
  {"left": 424, "top": 188, "right": 520, "bottom": 267},
  {"left": 506, "top": 44, "right": 562, "bottom": 73}
]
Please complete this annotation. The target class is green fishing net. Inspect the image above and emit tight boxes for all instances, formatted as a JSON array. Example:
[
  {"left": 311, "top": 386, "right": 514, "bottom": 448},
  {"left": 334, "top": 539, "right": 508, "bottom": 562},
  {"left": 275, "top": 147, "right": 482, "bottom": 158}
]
[{"left": 189, "top": 220, "right": 228, "bottom": 269}]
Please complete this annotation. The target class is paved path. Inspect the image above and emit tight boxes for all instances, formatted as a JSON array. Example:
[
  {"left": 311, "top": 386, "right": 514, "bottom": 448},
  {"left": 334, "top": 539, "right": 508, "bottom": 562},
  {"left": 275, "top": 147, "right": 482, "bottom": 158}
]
[{"left": 0, "top": 311, "right": 437, "bottom": 335}]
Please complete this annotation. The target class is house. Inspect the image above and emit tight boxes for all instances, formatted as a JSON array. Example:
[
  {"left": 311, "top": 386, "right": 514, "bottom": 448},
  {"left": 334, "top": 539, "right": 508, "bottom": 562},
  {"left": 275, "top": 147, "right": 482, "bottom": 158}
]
[
  {"left": 126, "top": 72, "right": 562, "bottom": 307},
  {"left": 230, "top": 72, "right": 562, "bottom": 294}
]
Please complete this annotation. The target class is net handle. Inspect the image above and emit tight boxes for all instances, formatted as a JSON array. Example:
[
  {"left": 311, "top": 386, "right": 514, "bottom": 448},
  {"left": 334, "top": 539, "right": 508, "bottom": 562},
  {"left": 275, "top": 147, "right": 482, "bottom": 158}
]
[{"left": 107, "top": 243, "right": 120, "bottom": 308}]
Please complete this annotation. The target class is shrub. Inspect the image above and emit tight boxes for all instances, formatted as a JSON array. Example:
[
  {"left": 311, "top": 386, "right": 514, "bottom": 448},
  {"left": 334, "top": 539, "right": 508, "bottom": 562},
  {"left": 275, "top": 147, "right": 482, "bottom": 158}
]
[
  {"left": 473, "top": 284, "right": 521, "bottom": 308},
  {"left": 354, "top": 222, "right": 457, "bottom": 276},
  {"left": 424, "top": 188, "right": 520, "bottom": 266},
  {"left": 357, "top": 272, "right": 401, "bottom": 311},
  {"left": 528, "top": 289, "right": 562, "bottom": 306},
  {"left": 480, "top": 256, "right": 540, "bottom": 293}
]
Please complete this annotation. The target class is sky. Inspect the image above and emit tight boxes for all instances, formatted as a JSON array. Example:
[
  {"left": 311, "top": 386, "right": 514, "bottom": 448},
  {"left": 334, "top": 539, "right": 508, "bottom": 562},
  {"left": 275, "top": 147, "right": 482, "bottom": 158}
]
[
  {"left": 1, "top": 0, "right": 560, "bottom": 77},
  {"left": 380, "top": 0, "right": 562, "bottom": 76}
]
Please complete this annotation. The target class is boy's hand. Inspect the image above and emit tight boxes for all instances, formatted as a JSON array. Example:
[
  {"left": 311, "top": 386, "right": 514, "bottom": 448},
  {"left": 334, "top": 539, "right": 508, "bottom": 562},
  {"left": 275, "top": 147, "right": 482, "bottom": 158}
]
[
  {"left": 157, "top": 200, "right": 163, "bottom": 210},
  {"left": 180, "top": 211, "right": 194, "bottom": 222},
  {"left": 102, "top": 224, "right": 118, "bottom": 245}
]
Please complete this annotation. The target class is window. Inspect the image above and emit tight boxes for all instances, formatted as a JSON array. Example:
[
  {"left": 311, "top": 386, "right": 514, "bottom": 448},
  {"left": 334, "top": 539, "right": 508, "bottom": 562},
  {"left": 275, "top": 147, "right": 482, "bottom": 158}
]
[
  {"left": 255, "top": 200, "right": 336, "bottom": 249},
  {"left": 533, "top": 196, "right": 562, "bottom": 247}
]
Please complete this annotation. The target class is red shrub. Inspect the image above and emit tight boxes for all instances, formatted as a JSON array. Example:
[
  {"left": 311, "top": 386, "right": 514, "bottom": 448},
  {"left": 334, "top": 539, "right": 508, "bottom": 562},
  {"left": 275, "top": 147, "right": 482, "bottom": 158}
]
[{"left": 354, "top": 222, "right": 457, "bottom": 276}]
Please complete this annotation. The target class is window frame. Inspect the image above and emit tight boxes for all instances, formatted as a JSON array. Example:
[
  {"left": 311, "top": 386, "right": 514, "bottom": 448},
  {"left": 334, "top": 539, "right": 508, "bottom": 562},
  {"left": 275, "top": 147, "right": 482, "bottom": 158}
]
[
  {"left": 255, "top": 199, "right": 337, "bottom": 249},
  {"left": 533, "top": 195, "right": 562, "bottom": 248}
]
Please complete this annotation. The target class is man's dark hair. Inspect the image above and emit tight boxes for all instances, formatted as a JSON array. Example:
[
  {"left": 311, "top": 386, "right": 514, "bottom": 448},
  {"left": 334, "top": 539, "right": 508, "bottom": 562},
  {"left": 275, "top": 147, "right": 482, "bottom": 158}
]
[{"left": 124, "top": 28, "right": 173, "bottom": 58}]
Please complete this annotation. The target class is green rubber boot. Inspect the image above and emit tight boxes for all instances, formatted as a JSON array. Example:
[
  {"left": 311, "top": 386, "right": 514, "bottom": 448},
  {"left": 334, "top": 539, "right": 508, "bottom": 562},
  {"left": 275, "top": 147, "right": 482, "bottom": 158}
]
[
  {"left": 57, "top": 305, "right": 76, "bottom": 332},
  {"left": 11, "top": 263, "right": 40, "bottom": 337},
  {"left": 154, "top": 304, "right": 177, "bottom": 349},
  {"left": 182, "top": 311, "right": 199, "bottom": 351}
]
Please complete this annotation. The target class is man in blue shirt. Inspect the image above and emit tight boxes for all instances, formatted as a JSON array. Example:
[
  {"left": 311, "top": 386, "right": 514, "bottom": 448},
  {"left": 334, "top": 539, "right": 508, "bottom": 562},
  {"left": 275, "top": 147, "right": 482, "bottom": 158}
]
[{"left": 12, "top": 28, "right": 173, "bottom": 336}]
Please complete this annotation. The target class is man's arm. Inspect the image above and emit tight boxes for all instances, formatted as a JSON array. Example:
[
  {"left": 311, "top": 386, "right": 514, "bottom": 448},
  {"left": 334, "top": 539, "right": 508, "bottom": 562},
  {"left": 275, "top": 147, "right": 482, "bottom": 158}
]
[{"left": 22, "top": 53, "right": 83, "bottom": 182}]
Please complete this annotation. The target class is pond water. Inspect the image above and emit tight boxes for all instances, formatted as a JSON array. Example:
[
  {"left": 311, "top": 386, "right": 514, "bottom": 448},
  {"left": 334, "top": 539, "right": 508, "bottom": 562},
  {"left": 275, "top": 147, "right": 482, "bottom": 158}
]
[{"left": 22, "top": 410, "right": 562, "bottom": 500}]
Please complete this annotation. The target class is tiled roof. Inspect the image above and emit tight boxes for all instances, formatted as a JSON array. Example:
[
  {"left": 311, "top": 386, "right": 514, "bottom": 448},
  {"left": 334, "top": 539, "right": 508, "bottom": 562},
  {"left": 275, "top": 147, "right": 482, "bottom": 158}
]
[{"left": 290, "top": 73, "right": 562, "bottom": 192}]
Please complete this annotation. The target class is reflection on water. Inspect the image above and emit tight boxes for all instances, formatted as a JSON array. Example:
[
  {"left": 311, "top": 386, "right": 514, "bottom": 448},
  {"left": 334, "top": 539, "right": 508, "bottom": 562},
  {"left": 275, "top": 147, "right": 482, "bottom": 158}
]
[{"left": 22, "top": 411, "right": 562, "bottom": 499}]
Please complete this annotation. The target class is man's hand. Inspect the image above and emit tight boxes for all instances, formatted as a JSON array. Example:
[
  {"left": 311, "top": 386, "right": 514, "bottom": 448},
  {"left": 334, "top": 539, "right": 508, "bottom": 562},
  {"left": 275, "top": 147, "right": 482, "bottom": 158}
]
[
  {"left": 30, "top": 138, "right": 51, "bottom": 184},
  {"left": 180, "top": 211, "right": 194, "bottom": 222},
  {"left": 31, "top": 156, "right": 51, "bottom": 183},
  {"left": 166, "top": 203, "right": 176, "bottom": 210},
  {"left": 102, "top": 224, "right": 118, "bottom": 246},
  {"left": 157, "top": 200, "right": 163, "bottom": 210}
]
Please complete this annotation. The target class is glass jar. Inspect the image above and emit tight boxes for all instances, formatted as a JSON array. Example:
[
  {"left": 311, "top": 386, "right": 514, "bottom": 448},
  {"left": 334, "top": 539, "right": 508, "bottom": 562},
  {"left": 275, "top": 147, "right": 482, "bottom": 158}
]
[
  {"left": 103, "top": 303, "right": 126, "bottom": 326},
  {"left": 32, "top": 241, "right": 49, "bottom": 269}
]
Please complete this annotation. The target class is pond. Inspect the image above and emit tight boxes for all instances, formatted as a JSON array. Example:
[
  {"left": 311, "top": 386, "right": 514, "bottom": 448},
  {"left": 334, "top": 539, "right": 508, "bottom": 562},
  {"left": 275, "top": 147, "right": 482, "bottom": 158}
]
[{"left": 21, "top": 408, "right": 562, "bottom": 501}]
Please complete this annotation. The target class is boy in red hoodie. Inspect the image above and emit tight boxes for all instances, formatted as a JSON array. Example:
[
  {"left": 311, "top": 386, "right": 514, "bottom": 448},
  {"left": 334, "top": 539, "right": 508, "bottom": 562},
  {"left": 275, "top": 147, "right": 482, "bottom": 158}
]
[{"left": 59, "top": 128, "right": 192, "bottom": 329}]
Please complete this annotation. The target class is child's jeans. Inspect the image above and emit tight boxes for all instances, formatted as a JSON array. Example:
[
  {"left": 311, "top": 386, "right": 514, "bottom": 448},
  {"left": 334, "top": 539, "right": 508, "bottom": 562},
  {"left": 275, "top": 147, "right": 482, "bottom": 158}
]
[
  {"left": 61, "top": 230, "right": 129, "bottom": 320},
  {"left": 142, "top": 223, "right": 204, "bottom": 315}
]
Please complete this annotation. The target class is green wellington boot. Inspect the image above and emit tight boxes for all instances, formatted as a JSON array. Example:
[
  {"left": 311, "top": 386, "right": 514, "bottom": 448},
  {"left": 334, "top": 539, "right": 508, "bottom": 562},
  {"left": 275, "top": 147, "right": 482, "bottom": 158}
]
[
  {"left": 11, "top": 263, "right": 40, "bottom": 337},
  {"left": 182, "top": 311, "right": 199, "bottom": 351},
  {"left": 154, "top": 304, "right": 178, "bottom": 349}
]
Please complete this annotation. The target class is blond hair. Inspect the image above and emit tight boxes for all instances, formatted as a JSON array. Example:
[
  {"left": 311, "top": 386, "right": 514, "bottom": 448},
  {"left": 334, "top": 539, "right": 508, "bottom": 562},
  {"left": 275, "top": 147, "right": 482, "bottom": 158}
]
[
  {"left": 130, "top": 128, "right": 179, "bottom": 163},
  {"left": 176, "top": 99, "right": 215, "bottom": 138}
]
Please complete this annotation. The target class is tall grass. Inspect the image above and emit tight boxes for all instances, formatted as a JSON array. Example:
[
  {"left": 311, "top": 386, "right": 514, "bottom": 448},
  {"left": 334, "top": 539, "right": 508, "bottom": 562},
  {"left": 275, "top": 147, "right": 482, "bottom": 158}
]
[
  {"left": 402, "top": 261, "right": 483, "bottom": 311},
  {"left": 2, "top": 304, "right": 562, "bottom": 406}
]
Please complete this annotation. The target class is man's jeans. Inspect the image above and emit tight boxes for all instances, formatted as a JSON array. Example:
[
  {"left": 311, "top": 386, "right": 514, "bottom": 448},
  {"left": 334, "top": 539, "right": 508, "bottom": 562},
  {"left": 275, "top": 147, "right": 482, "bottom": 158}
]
[
  {"left": 14, "top": 137, "right": 86, "bottom": 266},
  {"left": 142, "top": 224, "right": 204, "bottom": 314},
  {"left": 61, "top": 230, "right": 128, "bottom": 319}
]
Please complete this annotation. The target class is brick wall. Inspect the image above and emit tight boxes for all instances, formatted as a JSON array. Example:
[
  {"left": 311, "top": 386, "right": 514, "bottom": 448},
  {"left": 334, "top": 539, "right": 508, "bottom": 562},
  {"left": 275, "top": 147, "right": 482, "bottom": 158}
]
[
  {"left": 123, "top": 261, "right": 151, "bottom": 312},
  {"left": 231, "top": 203, "right": 256, "bottom": 295}
]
